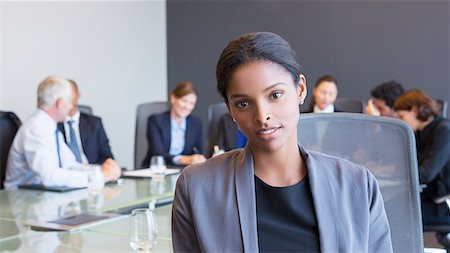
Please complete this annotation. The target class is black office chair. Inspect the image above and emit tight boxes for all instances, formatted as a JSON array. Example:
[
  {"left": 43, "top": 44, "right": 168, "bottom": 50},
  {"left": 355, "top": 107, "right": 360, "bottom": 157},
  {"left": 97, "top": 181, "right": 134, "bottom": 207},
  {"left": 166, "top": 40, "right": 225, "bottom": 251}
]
[
  {"left": 206, "top": 102, "right": 228, "bottom": 157},
  {"left": 78, "top": 104, "right": 93, "bottom": 115},
  {"left": 298, "top": 113, "right": 423, "bottom": 252},
  {"left": 0, "top": 111, "right": 21, "bottom": 189},
  {"left": 134, "top": 102, "right": 170, "bottom": 169},
  {"left": 334, "top": 97, "right": 365, "bottom": 113}
]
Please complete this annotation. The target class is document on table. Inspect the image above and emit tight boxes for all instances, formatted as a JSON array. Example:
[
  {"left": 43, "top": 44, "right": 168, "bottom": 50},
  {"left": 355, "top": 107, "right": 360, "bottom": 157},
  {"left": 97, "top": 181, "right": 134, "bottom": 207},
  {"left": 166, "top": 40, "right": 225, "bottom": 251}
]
[{"left": 122, "top": 168, "right": 181, "bottom": 178}]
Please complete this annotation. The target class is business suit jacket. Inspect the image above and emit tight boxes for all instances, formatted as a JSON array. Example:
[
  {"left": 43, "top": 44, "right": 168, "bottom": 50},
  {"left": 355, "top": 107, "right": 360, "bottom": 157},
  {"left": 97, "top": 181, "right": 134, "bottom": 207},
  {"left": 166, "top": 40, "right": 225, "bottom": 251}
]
[
  {"left": 141, "top": 111, "right": 203, "bottom": 167},
  {"left": 58, "top": 113, "right": 113, "bottom": 164},
  {"left": 172, "top": 145, "right": 392, "bottom": 252},
  {"left": 417, "top": 116, "right": 450, "bottom": 215}
]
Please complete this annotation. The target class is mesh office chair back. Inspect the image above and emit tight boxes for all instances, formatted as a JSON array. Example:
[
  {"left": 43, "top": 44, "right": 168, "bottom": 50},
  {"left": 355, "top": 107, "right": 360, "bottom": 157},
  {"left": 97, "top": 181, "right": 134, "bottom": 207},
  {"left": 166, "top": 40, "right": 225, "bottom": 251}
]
[
  {"left": 0, "top": 111, "right": 21, "bottom": 189},
  {"left": 206, "top": 102, "right": 228, "bottom": 157},
  {"left": 334, "top": 97, "right": 365, "bottom": 113},
  {"left": 78, "top": 104, "right": 93, "bottom": 115},
  {"left": 297, "top": 113, "right": 423, "bottom": 252},
  {"left": 134, "top": 102, "right": 169, "bottom": 169}
]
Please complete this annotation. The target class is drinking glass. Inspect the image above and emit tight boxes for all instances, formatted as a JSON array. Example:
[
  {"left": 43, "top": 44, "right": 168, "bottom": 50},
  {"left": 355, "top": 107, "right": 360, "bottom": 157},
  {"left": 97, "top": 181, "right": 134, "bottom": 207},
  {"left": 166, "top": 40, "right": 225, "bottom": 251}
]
[
  {"left": 150, "top": 155, "right": 166, "bottom": 179},
  {"left": 87, "top": 166, "right": 104, "bottom": 194},
  {"left": 129, "top": 208, "right": 158, "bottom": 252}
]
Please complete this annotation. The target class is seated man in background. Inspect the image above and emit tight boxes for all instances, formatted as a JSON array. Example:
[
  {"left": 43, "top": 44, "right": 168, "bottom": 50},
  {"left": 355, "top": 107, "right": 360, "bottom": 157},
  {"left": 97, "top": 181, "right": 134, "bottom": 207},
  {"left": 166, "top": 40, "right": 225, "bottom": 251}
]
[
  {"left": 366, "top": 80, "right": 404, "bottom": 117},
  {"left": 57, "top": 79, "right": 115, "bottom": 165},
  {"left": 4, "top": 76, "right": 121, "bottom": 189}
]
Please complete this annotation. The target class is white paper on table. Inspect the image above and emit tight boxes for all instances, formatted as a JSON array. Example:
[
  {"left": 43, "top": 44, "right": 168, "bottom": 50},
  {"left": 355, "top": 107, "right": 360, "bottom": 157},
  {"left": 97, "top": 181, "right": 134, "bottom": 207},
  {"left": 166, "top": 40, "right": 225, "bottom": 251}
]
[{"left": 122, "top": 168, "right": 180, "bottom": 178}]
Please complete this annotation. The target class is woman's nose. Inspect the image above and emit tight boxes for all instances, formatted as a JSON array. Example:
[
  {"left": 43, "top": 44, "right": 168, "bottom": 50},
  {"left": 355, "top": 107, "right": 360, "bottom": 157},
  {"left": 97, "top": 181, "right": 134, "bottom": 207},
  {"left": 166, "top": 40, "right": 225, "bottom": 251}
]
[{"left": 254, "top": 105, "right": 271, "bottom": 124}]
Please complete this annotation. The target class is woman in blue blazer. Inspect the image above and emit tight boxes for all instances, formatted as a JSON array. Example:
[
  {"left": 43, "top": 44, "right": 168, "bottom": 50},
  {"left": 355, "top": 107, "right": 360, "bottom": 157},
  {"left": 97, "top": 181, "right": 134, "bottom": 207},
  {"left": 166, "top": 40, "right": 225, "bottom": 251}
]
[
  {"left": 141, "top": 82, "right": 206, "bottom": 167},
  {"left": 172, "top": 32, "right": 392, "bottom": 252}
]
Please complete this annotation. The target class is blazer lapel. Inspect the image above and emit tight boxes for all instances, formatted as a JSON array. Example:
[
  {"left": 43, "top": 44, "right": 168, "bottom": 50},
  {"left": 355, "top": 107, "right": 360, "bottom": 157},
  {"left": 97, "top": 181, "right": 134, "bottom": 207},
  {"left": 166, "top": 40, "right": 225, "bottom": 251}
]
[
  {"left": 162, "top": 112, "right": 172, "bottom": 151},
  {"left": 234, "top": 146, "right": 259, "bottom": 252},
  {"left": 183, "top": 116, "right": 193, "bottom": 153},
  {"left": 79, "top": 113, "right": 88, "bottom": 151},
  {"left": 301, "top": 146, "right": 339, "bottom": 252}
]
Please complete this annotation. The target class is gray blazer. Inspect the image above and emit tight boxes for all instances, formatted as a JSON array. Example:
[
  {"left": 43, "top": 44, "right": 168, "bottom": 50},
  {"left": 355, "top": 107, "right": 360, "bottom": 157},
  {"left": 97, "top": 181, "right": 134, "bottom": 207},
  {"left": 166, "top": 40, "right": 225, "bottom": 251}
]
[{"left": 172, "top": 145, "right": 392, "bottom": 252}]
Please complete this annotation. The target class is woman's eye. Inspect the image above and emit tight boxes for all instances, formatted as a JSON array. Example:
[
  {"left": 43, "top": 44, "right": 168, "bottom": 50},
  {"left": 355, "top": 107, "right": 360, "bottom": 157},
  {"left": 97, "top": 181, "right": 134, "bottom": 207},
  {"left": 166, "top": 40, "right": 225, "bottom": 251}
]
[
  {"left": 272, "top": 91, "right": 283, "bottom": 99},
  {"left": 236, "top": 100, "right": 249, "bottom": 108}
]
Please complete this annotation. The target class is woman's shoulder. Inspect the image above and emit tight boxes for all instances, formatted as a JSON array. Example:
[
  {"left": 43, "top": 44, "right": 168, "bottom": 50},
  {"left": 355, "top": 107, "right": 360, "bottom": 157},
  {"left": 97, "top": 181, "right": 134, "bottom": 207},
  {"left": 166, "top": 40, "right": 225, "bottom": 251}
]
[
  {"left": 306, "top": 149, "right": 373, "bottom": 181},
  {"left": 148, "top": 111, "right": 170, "bottom": 120},
  {"left": 187, "top": 114, "right": 202, "bottom": 123},
  {"left": 434, "top": 117, "right": 450, "bottom": 131}
]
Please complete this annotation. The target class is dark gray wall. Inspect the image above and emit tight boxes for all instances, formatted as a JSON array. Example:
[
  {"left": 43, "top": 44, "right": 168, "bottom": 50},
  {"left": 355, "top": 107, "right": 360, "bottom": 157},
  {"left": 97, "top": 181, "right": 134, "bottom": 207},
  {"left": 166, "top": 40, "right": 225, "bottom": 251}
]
[{"left": 167, "top": 0, "right": 450, "bottom": 148}]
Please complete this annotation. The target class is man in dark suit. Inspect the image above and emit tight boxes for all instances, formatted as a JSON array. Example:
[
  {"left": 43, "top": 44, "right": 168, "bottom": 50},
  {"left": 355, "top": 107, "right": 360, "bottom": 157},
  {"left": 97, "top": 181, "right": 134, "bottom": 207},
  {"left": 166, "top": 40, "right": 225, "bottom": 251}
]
[{"left": 57, "top": 80, "right": 114, "bottom": 165}]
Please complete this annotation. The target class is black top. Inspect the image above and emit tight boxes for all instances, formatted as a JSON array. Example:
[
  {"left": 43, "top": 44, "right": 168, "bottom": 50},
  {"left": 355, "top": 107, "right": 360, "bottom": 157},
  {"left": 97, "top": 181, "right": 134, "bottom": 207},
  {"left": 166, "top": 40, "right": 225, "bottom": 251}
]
[
  {"left": 416, "top": 116, "right": 450, "bottom": 201},
  {"left": 255, "top": 175, "right": 320, "bottom": 252}
]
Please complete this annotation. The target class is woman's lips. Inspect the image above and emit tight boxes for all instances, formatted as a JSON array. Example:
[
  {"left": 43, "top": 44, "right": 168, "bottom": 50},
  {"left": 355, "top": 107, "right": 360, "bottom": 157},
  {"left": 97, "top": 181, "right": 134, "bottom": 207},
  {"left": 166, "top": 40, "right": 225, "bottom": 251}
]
[{"left": 255, "top": 127, "right": 281, "bottom": 141}]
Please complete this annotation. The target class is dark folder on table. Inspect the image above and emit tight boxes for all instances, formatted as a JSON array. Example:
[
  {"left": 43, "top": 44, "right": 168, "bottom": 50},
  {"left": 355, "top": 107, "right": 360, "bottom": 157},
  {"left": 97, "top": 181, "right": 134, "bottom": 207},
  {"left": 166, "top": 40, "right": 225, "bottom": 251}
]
[{"left": 18, "top": 184, "right": 86, "bottom": 193}]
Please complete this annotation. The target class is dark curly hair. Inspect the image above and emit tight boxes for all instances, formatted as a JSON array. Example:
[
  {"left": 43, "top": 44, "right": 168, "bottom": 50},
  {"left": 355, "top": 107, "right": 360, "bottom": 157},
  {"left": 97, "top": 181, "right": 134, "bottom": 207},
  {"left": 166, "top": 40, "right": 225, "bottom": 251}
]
[{"left": 370, "top": 80, "right": 404, "bottom": 108}]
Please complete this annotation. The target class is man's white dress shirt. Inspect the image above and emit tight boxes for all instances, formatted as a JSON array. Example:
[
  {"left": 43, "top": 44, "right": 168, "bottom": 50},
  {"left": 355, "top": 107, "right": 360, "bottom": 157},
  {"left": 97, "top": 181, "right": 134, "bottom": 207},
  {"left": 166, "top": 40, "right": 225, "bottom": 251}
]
[{"left": 4, "top": 109, "right": 101, "bottom": 189}]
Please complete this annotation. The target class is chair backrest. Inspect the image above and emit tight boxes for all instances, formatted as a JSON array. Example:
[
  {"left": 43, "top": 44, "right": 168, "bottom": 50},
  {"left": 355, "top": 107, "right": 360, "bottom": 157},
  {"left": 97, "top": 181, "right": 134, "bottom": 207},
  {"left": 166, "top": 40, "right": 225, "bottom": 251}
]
[
  {"left": 0, "top": 111, "right": 21, "bottom": 189},
  {"left": 335, "top": 97, "right": 365, "bottom": 113},
  {"left": 134, "top": 102, "right": 170, "bottom": 169},
  {"left": 78, "top": 104, "right": 93, "bottom": 115},
  {"left": 297, "top": 113, "right": 423, "bottom": 252},
  {"left": 436, "top": 99, "right": 448, "bottom": 119},
  {"left": 206, "top": 102, "right": 228, "bottom": 156}
]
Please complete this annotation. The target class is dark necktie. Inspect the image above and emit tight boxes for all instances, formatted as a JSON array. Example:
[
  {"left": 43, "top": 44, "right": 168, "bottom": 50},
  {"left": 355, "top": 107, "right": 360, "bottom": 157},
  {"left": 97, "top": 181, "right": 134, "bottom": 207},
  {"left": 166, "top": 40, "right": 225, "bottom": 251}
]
[
  {"left": 55, "top": 128, "right": 62, "bottom": 167},
  {"left": 68, "top": 120, "right": 82, "bottom": 163}
]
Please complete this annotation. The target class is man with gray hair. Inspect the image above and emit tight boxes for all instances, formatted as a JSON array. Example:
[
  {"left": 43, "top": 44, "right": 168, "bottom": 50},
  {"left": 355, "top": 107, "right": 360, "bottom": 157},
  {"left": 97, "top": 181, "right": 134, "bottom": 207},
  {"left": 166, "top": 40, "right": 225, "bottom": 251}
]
[{"left": 4, "top": 76, "right": 121, "bottom": 189}]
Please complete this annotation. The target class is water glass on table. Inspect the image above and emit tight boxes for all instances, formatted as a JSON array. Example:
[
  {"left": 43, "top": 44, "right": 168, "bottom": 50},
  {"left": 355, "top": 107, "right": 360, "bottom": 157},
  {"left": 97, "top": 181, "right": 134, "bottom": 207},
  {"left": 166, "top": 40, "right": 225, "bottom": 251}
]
[
  {"left": 87, "top": 166, "right": 104, "bottom": 195},
  {"left": 129, "top": 208, "right": 158, "bottom": 252},
  {"left": 150, "top": 155, "right": 167, "bottom": 179}
]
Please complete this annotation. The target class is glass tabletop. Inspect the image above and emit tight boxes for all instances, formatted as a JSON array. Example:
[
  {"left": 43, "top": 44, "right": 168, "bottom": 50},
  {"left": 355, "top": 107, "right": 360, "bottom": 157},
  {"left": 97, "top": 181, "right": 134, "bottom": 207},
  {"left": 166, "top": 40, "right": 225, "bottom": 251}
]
[
  {"left": 0, "top": 205, "right": 173, "bottom": 253},
  {"left": 0, "top": 174, "right": 178, "bottom": 224}
]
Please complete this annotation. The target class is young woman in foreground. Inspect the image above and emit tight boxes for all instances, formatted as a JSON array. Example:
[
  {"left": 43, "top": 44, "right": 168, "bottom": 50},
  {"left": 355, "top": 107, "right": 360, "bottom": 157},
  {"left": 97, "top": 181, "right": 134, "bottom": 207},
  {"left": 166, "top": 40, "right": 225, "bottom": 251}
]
[{"left": 172, "top": 32, "right": 392, "bottom": 252}]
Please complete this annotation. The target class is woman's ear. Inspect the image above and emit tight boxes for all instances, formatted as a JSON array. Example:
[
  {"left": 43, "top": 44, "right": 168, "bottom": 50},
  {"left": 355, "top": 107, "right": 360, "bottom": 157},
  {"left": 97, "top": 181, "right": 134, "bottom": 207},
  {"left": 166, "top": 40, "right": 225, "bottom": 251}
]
[
  {"left": 169, "top": 94, "right": 175, "bottom": 105},
  {"left": 297, "top": 74, "right": 307, "bottom": 105}
]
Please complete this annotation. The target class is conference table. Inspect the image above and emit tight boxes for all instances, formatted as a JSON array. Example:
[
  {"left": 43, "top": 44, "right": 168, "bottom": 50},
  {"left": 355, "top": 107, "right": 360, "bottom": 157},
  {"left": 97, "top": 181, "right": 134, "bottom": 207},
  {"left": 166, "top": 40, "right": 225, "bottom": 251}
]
[{"left": 0, "top": 174, "right": 178, "bottom": 252}]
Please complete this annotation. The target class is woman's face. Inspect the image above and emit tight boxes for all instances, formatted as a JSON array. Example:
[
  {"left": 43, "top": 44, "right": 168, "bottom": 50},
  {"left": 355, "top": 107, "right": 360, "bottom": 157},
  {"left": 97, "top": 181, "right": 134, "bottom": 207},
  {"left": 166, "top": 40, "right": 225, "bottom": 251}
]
[
  {"left": 396, "top": 108, "right": 420, "bottom": 132},
  {"left": 313, "top": 81, "right": 338, "bottom": 110},
  {"left": 170, "top": 93, "right": 197, "bottom": 118},
  {"left": 227, "top": 61, "right": 307, "bottom": 153}
]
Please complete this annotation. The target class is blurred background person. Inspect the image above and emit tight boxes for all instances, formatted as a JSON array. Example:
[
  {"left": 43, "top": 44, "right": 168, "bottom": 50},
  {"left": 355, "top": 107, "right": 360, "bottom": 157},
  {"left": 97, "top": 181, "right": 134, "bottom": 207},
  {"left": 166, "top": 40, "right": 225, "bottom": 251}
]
[
  {"left": 394, "top": 89, "right": 450, "bottom": 248},
  {"left": 4, "top": 76, "right": 121, "bottom": 189},
  {"left": 207, "top": 113, "right": 247, "bottom": 158},
  {"left": 58, "top": 79, "right": 115, "bottom": 165},
  {"left": 303, "top": 75, "right": 339, "bottom": 113},
  {"left": 366, "top": 80, "right": 404, "bottom": 117},
  {"left": 141, "top": 82, "right": 206, "bottom": 167}
]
